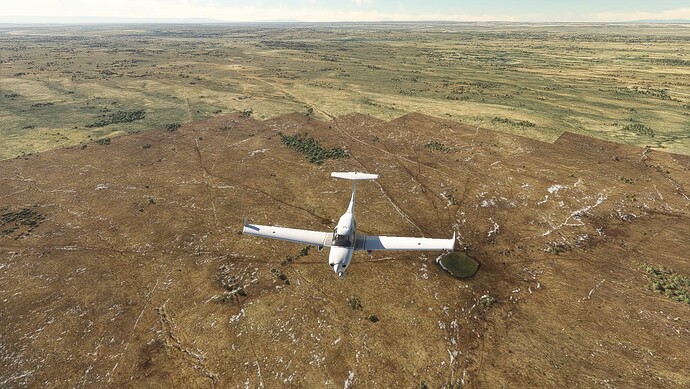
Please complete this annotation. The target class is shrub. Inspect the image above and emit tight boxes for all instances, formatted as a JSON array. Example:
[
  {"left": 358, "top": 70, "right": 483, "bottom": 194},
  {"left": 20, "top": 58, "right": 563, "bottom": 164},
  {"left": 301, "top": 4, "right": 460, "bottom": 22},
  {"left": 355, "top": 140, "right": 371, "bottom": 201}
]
[
  {"left": 491, "top": 117, "right": 535, "bottom": 127},
  {"left": 282, "top": 246, "right": 312, "bottom": 264},
  {"left": 622, "top": 123, "right": 654, "bottom": 137},
  {"left": 347, "top": 296, "right": 363, "bottom": 310},
  {"left": 87, "top": 110, "right": 145, "bottom": 128},
  {"left": 545, "top": 241, "right": 571, "bottom": 254},
  {"left": 619, "top": 176, "right": 635, "bottom": 184},
  {"left": 640, "top": 263, "right": 690, "bottom": 304},
  {"left": 279, "top": 133, "right": 349, "bottom": 165},
  {"left": 1, "top": 207, "right": 45, "bottom": 238},
  {"left": 165, "top": 123, "right": 181, "bottom": 132},
  {"left": 425, "top": 140, "right": 451, "bottom": 153},
  {"left": 479, "top": 294, "right": 496, "bottom": 308},
  {"left": 271, "top": 268, "right": 290, "bottom": 285}
]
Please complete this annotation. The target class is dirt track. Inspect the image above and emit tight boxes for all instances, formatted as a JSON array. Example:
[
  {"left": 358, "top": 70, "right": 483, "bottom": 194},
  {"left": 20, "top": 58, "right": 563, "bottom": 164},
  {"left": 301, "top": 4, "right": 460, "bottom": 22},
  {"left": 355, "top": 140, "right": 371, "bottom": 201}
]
[{"left": 1, "top": 112, "right": 689, "bottom": 387}]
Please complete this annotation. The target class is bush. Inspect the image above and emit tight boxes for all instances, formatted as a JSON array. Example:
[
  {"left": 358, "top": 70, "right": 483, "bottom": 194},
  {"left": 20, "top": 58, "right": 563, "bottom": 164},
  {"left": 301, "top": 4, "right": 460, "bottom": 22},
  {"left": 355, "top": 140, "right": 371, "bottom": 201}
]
[
  {"left": 347, "top": 296, "right": 363, "bottom": 310},
  {"left": 479, "top": 294, "right": 496, "bottom": 308},
  {"left": 641, "top": 263, "right": 690, "bottom": 304},
  {"left": 425, "top": 140, "right": 451, "bottom": 153},
  {"left": 271, "top": 268, "right": 290, "bottom": 285},
  {"left": 165, "top": 123, "right": 181, "bottom": 132},
  {"left": 622, "top": 123, "right": 654, "bottom": 137},
  {"left": 619, "top": 176, "right": 635, "bottom": 184},
  {"left": 1, "top": 207, "right": 45, "bottom": 238},
  {"left": 544, "top": 240, "right": 571, "bottom": 254},
  {"left": 279, "top": 133, "right": 349, "bottom": 165},
  {"left": 86, "top": 110, "right": 145, "bottom": 128},
  {"left": 282, "top": 246, "right": 312, "bottom": 264},
  {"left": 491, "top": 117, "right": 535, "bottom": 127},
  {"left": 299, "top": 246, "right": 311, "bottom": 257}
]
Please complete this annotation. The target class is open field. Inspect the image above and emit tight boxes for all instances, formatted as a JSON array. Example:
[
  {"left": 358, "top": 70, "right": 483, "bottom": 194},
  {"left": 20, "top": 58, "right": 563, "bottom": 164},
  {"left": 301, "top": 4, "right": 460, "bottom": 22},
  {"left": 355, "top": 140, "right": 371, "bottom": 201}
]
[
  {"left": 1, "top": 112, "right": 688, "bottom": 387},
  {"left": 1, "top": 22, "right": 689, "bottom": 160}
]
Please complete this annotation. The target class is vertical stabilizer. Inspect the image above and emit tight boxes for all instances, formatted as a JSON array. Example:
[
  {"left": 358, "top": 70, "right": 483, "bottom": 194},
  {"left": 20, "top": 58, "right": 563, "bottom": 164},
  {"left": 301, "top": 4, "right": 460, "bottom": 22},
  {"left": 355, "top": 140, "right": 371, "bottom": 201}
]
[
  {"left": 331, "top": 172, "right": 379, "bottom": 214},
  {"left": 347, "top": 181, "right": 356, "bottom": 213}
]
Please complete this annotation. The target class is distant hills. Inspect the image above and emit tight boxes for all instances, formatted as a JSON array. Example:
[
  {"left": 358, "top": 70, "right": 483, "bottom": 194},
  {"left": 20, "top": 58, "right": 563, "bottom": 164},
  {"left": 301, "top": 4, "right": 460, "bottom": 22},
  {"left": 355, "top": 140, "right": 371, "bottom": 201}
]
[
  {"left": 626, "top": 19, "right": 690, "bottom": 23},
  {"left": 1, "top": 16, "right": 689, "bottom": 25},
  {"left": 0, "top": 16, "right": 227, "bottom": 24}
]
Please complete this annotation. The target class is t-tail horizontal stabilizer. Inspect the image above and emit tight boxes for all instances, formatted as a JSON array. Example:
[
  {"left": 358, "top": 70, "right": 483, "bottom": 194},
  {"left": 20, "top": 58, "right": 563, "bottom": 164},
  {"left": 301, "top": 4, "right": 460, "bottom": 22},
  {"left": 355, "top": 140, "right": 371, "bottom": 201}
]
[{"left": 331, "top": 172, "right": 379, "bottom": 181}]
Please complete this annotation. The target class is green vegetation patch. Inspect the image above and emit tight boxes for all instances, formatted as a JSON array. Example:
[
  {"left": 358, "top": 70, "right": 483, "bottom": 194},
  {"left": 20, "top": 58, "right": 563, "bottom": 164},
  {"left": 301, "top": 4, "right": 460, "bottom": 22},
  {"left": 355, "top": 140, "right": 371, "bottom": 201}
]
[
  {"left": 479, "top": 294, "right": 497, "bottom": 308},
  {"left": 165, "top": 123, "right": 181, "bottom": 132},
  {"left": 491, "top": 116, "right": 535, "bottom": 127},
  {"left": 619, "top": 176, "right": 635, "bottom": 184},
  {"left": 425, "top": 140, "right": 451, "bottom": 153},
  {"left": 279, "top": 133, "right": 349, "bottom": 165},
  {"left": 282, "top": 245, "right": 312, "bottom": 265},
  {"left": 1, "top": 207, "right": 45, "bottom": 239},
  {"left": 436, "top": 251, "right": 479, "bottom": 278},
  {"left": 347, "top": 296, "right": 363, "bottom": 310},
  {"left": 640, "top": 263, "right": 690, "bottom": 304},
  {"left": 86, "top": 110, "right": 146, "bottom": 128},
  {"left": 218, "top": 264, "right": 247, "bottom": 302},
  {"left": 271, "top": 268, "right": 290, "bottom": 285},
  {"left": 622, "top": 123, "right": 655, "bottom": 137},
  {"left": 628, "top": 86, "right": 672, "bottom": 100},
  {"left": 30, "top": 102, "right": 55, "bottom": 109},
  {"left": 545, "top": 240, "right": 572, "bottom": 254}
]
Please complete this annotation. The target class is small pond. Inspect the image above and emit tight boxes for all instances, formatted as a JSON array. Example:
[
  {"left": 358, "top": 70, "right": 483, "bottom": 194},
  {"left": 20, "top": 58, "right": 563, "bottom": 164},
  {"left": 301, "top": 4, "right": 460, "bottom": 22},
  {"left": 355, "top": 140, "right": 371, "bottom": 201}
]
[{"left": 436, "top": 251, "right": 479, "bottom": 278}]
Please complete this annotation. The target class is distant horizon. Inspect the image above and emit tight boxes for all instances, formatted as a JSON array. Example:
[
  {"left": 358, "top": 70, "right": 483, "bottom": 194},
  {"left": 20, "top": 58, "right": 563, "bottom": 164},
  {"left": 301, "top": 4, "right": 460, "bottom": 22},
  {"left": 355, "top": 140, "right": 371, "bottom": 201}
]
[
  {"left": 2, "top": 16, "right": 690, "bottom": 25},
  {"left": 2, "top": 1, "right": 690, "bottom": 24}
]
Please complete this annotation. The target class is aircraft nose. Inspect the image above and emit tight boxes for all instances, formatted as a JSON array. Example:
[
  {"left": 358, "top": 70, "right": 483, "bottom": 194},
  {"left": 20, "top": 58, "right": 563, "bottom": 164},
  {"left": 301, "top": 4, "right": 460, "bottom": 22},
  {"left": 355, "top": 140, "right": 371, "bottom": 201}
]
[{"left": 333, "top": 264, "right": 345, "bottom": 279}]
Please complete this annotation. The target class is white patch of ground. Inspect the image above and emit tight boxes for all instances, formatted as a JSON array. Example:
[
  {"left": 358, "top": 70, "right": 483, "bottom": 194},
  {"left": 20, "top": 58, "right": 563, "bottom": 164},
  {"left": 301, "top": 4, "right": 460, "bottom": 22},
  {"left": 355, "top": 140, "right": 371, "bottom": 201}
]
[{"left": 548, "top": 184, "right": 567, "bottom": 194}]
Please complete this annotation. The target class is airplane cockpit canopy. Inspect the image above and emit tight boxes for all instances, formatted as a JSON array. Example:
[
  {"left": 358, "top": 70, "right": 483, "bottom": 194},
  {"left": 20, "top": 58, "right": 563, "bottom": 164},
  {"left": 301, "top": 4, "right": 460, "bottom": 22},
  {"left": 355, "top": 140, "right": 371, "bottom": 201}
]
[{"left": 332, "top": 227, "right": 353, "bottom": 247}]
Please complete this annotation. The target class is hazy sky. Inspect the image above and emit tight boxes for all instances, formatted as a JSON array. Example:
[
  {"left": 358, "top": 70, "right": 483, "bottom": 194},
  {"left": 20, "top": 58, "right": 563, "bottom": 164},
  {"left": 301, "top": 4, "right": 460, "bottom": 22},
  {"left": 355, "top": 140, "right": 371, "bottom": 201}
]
[{"left": 3, "top": 0, "right": 690, "bottom": 22}]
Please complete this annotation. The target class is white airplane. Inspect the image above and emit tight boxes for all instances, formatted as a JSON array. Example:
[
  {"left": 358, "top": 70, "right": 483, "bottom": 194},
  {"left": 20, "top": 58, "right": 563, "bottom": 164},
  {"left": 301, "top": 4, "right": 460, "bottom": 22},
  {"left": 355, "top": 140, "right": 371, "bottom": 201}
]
[{"left": 243, "top": 172, "right": 455, "bottom": 279}]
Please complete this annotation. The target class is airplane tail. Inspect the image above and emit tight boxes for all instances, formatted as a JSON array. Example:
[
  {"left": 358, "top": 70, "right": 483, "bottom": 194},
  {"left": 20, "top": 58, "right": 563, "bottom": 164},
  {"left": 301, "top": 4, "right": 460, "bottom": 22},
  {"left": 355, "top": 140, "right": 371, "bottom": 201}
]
[
  {"left": 331, "top": 172, "right": 378, "bottom": 213},
  {"left": 331, "top": 172, "right": 379, "bottom": 181}
]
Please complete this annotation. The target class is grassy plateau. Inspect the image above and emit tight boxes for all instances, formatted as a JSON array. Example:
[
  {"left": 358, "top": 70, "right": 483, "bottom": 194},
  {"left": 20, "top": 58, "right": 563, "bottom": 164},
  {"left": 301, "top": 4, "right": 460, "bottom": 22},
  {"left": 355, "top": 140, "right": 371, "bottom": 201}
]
[{"left": 1, "top": 22, "right": 689, "bottom": 159}]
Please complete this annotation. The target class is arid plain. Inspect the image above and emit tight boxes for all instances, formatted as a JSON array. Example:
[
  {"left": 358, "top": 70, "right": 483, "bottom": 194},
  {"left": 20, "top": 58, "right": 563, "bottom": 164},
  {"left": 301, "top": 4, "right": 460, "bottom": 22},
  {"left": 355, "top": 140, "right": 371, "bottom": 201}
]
[{"left": 1, "top": 23, "right": 689, "bottom": 388}]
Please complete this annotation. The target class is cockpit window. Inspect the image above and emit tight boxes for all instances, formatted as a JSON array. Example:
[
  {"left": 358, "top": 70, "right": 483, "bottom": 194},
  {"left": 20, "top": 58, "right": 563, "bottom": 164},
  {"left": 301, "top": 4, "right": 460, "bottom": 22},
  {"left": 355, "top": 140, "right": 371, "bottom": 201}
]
[{"left": 332, "top": 228, "right": 353, "bottom": 247}]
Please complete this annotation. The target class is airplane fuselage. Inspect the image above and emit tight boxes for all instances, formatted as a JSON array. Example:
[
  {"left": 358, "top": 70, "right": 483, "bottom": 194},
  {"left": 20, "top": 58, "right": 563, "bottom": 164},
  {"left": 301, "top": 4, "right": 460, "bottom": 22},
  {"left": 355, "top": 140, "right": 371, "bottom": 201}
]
[{"left": 329, "top": 198, "right": 356, "bottom": 279}]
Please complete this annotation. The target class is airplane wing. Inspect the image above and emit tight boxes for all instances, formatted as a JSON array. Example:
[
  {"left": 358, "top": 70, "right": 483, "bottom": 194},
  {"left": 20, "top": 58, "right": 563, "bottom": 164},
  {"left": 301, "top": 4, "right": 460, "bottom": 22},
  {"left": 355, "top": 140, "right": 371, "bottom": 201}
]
[
  {"left": 243, "top": 220, "right": 333, "bottom": 248},
  {"left": 355, "top": 233, "right": 455, "bottom": 251}
]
